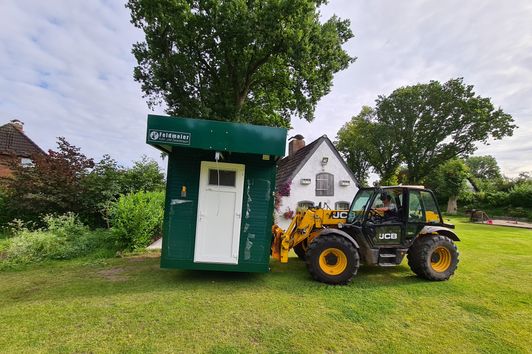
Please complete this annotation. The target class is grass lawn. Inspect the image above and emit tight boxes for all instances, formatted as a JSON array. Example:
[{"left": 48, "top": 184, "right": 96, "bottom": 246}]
[{"left": 0, "top": 218, "right": 531, "bottom": 353}]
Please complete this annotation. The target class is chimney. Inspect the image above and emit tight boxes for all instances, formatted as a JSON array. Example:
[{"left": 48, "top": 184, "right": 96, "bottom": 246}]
[
  {"left": 9, "top": 119, "right": 24, "bottom": 132},
  {"left": 288, "top": 134, "right": 305, "bottom": 156}
]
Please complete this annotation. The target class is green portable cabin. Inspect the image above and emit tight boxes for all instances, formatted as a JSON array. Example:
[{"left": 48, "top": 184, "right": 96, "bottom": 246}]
[{"left": 146, "top": 115, "right": 287, "bottom": 273}]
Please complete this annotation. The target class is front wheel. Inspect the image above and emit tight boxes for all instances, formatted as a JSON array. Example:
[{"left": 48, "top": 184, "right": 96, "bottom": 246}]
[
  {"left": 407, "top": 235, "right": 459, "bottom": 281},
  {"left": 306, "top": 235, "right": 359, "bottom": 285}
]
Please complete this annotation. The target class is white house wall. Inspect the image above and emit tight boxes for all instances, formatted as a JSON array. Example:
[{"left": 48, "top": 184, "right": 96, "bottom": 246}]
[{"left": 275, "top": 141, "right": 359, "bottom": 229}]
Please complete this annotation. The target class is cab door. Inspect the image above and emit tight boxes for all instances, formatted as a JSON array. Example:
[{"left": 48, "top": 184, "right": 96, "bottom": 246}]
[
  {"left": 405, "top": 189, "right": 443, "bottom": 243},
  {"left": 362, "top": 188, "right": 406, "bottom": 246}
]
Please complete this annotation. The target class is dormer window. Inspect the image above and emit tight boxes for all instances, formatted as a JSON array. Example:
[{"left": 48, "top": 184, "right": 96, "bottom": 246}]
[{"left": 20, "top": 158, "right": 33, "bottom": 167}]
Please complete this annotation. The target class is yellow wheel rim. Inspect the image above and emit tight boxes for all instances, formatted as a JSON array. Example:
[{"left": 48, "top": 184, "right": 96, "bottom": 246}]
[
  {"left": 319, "top": 248, "right": 348, "bottom": 275},
  {"left": 431, "top": 246, "right": 452, "bottom": 272}
]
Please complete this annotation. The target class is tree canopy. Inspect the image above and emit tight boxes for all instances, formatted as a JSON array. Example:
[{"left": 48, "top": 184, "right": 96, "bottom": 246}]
[
  {"left": 1, "top": 138, "right": 165, "bottom": 228},
  {"left": 465, "top": 155, "right": 502, "bottom": 181},
  {"left": 336, "top": 78, "right": 516, "bottom": 185},
  {"left": 426, "top": 159, "right": 469, "bottom": 213},
  {"left": 335, "top": 106, "right": 399, "bottom": 186},
  {"left": 127, "top": 0, "right": 355, "bottom": 128}
]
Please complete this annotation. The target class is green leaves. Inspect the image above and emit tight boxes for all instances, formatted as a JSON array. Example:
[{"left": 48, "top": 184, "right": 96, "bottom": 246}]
[
  {"left": 127, "top": 0, "right": 355, "bottom": 127},
  {"left": 376, "top": 78, "right": 516, "bottom": 183},
  {"left": 430, "top": 159, "right": 470, "bottom": 199},
  {"left": 107, "top": 191, "right": 165, "bottom": 251},
  {"left": 336, "top": 78, "right": 516, "bottom": 185},
  {"left": 1, "top": 138, "right": 165, "bottom": 229}
]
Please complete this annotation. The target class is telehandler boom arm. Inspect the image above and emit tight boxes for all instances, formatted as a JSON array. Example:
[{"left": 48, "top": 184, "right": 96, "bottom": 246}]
[{"left": 271, "top": 208, "right": 347, "bottom": 263}]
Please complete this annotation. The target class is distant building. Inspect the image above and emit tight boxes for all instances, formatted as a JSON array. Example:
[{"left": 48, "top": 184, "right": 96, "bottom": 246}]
[
  {"left": 275, "top": 135, "right": 359, "bottom": 229},
  {"left": 0, "top": 120, "right": 45, "bottom": 178}
]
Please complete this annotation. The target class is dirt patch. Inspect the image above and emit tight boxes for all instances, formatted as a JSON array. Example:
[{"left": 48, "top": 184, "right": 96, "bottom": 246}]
[
  {"left": 476, "top": 219, "right": 532, "bottom": 229},
  {"left": 125, "top": 253, "right": 160, "bottom": 263},
  {"left": 97, "top": 267, "right": 129, "bottom": 282},
  {"left": 10, "top": 286, "right": 41, "bottom": 300}
]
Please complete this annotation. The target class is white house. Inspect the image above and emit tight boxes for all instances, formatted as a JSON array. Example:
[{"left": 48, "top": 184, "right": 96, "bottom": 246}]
[{"left": 275, "top": 135, "right": 359, "bottom": 229}]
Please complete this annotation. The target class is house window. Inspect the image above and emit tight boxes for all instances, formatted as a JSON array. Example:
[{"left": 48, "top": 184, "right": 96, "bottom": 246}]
[
  {"left": 20, "top": 158, "right": 34, "bottom": 167},
  {"left": 335, "top": 201, "right": 350, "bottom": 210},
  {"left": 298, "top": 201, "right": 315, "bottom": 209},
  {"left": 315, "top": 173, "right": 334, "bottom": 196}
]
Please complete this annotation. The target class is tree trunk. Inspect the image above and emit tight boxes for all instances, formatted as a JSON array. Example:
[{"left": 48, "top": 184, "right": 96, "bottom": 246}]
[{"left": 447, "top": 195, "right": 458, "bottom": 214}]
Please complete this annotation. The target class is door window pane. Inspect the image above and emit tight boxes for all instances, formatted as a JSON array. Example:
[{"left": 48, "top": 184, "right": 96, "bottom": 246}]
[
  {"left": 347, "top": 189, "right": 373, "bottom": 223},
  {"left": 408, "top": 190, "right": 424, "bottom": 222},
  {"left": 208, "top": 169, "right": 236, "bottom": 187},
  {"left": 421, "top": 191, "right": 441, "bottom": 223},
  {"left": 316, "top": 173, "right": 334, "bottom": 196}
]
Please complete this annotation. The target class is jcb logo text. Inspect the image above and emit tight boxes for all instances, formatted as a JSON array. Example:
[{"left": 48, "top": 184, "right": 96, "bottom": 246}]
[
  {"left": 332, "top": 211, "right": 348, "bottom": 219},
  {"left": 378, "top": 233, "right": 398, "bottom": 240}
]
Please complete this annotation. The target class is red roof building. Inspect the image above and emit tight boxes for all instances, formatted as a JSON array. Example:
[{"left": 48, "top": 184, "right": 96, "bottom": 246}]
[{"left": 0, "top": 120, "right": 45, "bottom": 178}]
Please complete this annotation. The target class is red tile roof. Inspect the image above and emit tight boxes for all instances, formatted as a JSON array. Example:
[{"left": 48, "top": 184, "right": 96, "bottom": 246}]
[{"left": 0, "top": 122, "right": 45, "bottom": 157}]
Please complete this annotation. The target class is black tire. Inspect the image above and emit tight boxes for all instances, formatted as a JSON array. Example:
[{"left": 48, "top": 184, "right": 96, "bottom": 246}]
[
  {"left": 407, "top": 235, "right": 459, "bottom": 281},
  {"left": 293, "top": 240, "right": 308, "bottom": 261},
  {"left": 306, "top": 235, "right": 359, "bottom": 285}
]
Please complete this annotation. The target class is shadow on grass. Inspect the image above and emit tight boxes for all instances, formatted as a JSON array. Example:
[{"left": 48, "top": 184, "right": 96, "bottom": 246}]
[{"left": 267, "top": 257, "right": 428, "bottom": 292}]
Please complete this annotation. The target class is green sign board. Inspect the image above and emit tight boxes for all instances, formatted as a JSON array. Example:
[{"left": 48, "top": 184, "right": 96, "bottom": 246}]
[
  {"left": 146, "top": 115, "right": 287, "bottom": 156},
  {"left": 148, "top": 129, "right": 191, "bottom": 145}
]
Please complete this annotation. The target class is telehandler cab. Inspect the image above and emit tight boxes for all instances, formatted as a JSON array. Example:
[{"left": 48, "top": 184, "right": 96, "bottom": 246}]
[{"left": 271, "top": 186, "right": 460, "bottom": 285}]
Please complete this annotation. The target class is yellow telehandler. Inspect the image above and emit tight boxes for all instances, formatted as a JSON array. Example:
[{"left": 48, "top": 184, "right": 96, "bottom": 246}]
[{"left": 271, "top": 186, "right": 460, "bottom": 285}]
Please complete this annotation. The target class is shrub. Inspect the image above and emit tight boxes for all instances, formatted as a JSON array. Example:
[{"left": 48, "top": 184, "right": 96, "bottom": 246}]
[
  {"left": 508, "top": 207, "right": 528, "bottom": 218},
  {"left": 42, "top": 212, "right": 89, "bottom": 239},
  {"left": 0, "top": 139, "right": 165, "bottom": 229},
  {"left": 1, "top": 213, "right": 115, "bottom": 266},
  {"left": 0, "top": 187, "right": 9, "bottom": 226},
  {"left": 484, "top": 191, "right": 509, "bottom": 208},
  {"left": 1, "top": 138, "right": 95, "bottom": 226},
  {"left": 508, "top": 182, "right": 532, "bottom": 208},
  {"left": 458, "top": 191, "right": 476, "bottom": 208},
  {"left": 107, "top": 191, "right": 164, "bottom": 250}
]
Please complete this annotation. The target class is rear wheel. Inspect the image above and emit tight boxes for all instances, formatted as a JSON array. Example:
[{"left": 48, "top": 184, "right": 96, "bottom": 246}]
[
  {"left": 407, "top": 235, "right": 459, "bottom": 281},
  {"left": 306, "top": 235, "right": 359, "bottom": 285},
  {"left": 293, "top": 240, "right": 308, "bottom": 260}
]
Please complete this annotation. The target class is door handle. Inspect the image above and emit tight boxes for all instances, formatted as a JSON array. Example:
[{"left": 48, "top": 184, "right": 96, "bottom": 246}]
[{"left": 235, "top": 212, "right": 241, "bottom": 218}]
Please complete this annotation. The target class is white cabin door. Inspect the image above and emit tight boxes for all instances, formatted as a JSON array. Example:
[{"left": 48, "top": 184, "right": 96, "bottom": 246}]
[{"left": 194, "top": 161, "right": 245, "bottom": 264}]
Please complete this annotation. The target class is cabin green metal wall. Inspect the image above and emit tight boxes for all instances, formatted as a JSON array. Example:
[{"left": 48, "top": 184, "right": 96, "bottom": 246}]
[{"left": 160, "top": 147, "right": 277, "bottom": 273}]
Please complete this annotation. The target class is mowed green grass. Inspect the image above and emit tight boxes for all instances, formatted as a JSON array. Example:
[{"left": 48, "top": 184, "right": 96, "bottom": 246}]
[{"left": 0, "top": 218, "right": 531, "bottom": 353}]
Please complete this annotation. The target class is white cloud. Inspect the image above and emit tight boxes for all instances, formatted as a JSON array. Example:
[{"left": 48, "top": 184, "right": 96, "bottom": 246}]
[
  {"left": 1, "top": 0, "right": 531, "bottom": 177},
  {"left": 0, "top": 0, "right": 166, "bottom": 168},
  {"left": 295, "top": 0, "right": 532, "bottom": 177}
]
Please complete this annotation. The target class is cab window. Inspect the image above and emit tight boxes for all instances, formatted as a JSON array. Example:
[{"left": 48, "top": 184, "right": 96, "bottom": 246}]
[
  {"left": 368, "top": 188, "right": 403, "bottom": 223},
  {"left": 408, "top": 190, "right": 425, "bottom": 222},
  {"left": 347, "top": 190, "right": 372, "bottom": 223},
  {"left": 421, "top": 191, "right": 441, "bottom": 223}
]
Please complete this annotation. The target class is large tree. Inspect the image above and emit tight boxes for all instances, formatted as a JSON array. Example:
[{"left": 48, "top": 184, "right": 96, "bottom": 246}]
[
  {"left": 127, "top": 0, "right": 355, "bottom": 127},
  {"left": 377, "top": 78, "right": 515, "bottom": 183},
  {"left": 337, "top": 78, "right": 516, "bottom": 185},
  {"left": 427, "top": 159, "right": 469, "bottom": 214},
  {"left": 2, "top": 137, "right": 95, "bottom": 224},
  {"left": 335, "top": 106, "right": 400, "bottom": 186},
  {"left": 464, "top": 155, "right": 502, "bottom": 181}
]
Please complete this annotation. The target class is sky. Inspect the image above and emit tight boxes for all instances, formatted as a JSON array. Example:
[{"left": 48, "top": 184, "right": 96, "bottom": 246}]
[{"left": 1, "top": 0, "right": 531, "bottom": 177}]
